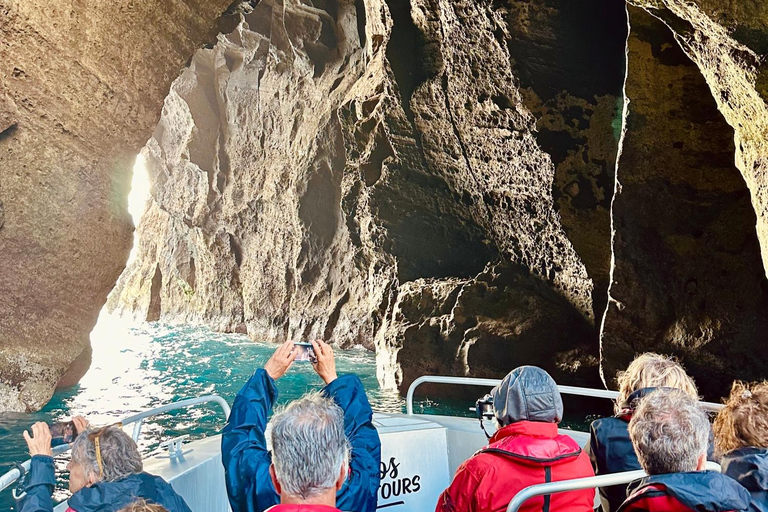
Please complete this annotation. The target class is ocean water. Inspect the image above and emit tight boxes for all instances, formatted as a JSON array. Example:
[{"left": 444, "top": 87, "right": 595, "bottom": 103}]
[{"left": 0, "top": 314, "right": 421, "bottom": 510}]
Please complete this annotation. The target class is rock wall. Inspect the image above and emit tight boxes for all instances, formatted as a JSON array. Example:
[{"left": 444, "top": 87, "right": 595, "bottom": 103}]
[
  {"left": 601, "top": 7, "right": 768, "bottom": 397},
  {"left": 0, "top": 1, "right": 235, "bottom": 412},
  {"left": 108, "top": 0, "right": 768, "bottom": 399},
  {"left": 6, "top": 0, "right": 768, "bottom": 408},
  {"left": 108, "top": 0, "right": 601, "bottom": 391}
]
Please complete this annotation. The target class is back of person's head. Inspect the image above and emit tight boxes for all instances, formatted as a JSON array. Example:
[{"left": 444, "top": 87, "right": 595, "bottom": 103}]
[
  {"left": 491, "top": 366, "right": 563, "bottom": 427},
  {"left": 270, "top": 392, "right": 350, "bottom": 500},
  {"left": 72, "top": 424, "right": 143, "bottom": 482},
  {"left": 616, "top": 353, "right": 698, "bottom": 413},
  {"left": 118, "top": 499, "right": 169, "bottom": 512},
  {"left": 629, "top": 388, "right": 709, "bottom": 475},
  {"left": 714, "top": 380, "right": 768, "bottom": 455}
]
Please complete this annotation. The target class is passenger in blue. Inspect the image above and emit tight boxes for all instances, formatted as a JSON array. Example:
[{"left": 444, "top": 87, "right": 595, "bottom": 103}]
[
  {"left": 587, "top": 353, "right": 714, "bottom": 512},
  {"left": 222, "top": 339, "right": 381, "bottom": 512},
  {"left": 618, "top": 388, "right": 750, "bottom": 512},
  {"left": 19, "top": 418, "right": 192, "bottom": 512},
  {"left": 714, "top": 381, "right": 768, "bottom": 512}
]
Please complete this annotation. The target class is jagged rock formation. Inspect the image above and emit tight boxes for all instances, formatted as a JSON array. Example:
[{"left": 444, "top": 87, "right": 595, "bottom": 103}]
[
  {"left": 601, "top": 7, "right": 768, "bottom": 397},
  {"left": 0, "top": 1, "right": 235, "bottom": 412},
  {"left": 5, "top": 0, "right": 768, "bottom": 409},
  {"left": 108, "top": 0, "right": 600, "bottom": 392}
]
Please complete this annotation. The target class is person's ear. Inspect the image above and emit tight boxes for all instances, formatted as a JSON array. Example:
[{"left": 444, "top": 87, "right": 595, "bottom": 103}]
[
  {"left": 696, "top": 452, "right": 707, "bottom": 471},
  {"left": 335, "top": 464, "right": 347, "bottom": 490},
  {"left": 269, "top": 464, "right": 282, "bottom": 494}
]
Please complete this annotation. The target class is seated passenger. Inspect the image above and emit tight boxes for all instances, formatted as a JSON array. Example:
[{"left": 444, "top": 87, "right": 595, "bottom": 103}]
[
  {"left": 618, "top": 388, "right": 750, "bottom": 512},
  {"left": 587, "top": 352, "right": 711, "bottom": 512},
  {"left": 714, "top": 381, "right": 768, "bottom": 512},
  {"left": 435, "top": 366, "right": 594, "bottom": 512},
  {"left": 19, "top": 418, "right": 192, "bottom": 512},
  {"left": 222, "top": 339, "right": 381, "bottom": 512}
]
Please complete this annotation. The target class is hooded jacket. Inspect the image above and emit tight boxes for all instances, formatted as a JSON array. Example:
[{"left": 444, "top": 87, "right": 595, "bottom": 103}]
[
  {"left": 221, "top": 370, "right": 381, "bottom": 512},
  {"left": 588, "top": 388, "right": 717, "bottom": 512},
  {"left": 721, "top": 447, "right": 768, "bottom": 512},
  {"left": 617, "top": 471, "right": 751, "bottom": 512},
  {"left": 435, "top": 366, "right": 594, "bottom": 512},
  {"left": 18, "top": 455, "right": 192, "bottom": 512}
]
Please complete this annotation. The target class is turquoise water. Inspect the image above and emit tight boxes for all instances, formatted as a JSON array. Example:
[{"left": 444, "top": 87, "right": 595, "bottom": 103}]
[{"left": 0, "top": 315, "right": 411, "bottom": 510}]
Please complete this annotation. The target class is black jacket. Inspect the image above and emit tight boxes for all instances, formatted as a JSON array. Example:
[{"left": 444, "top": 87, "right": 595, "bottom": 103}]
[
  {"left": 619, "top": 471, "right": 750, "bottom": 512},
  {"left": 721, "top": 447, "right": 768, "bottom": 512}
]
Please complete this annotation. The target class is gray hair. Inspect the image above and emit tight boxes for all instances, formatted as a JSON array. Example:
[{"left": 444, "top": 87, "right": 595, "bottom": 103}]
[
  {"left": 71, "top": 425, "right": 143, "bottom": 482},
  {"left": 628, "top": 388, "right": 710, "bottom": 474},
  {"left": 270, "top": 392, "right": 350, "bottom": 499}
]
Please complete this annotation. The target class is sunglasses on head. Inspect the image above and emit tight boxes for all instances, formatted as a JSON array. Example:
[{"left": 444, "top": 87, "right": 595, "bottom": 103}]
[{"left": 87, "top": 422, "right": 123, "bottom": 479}]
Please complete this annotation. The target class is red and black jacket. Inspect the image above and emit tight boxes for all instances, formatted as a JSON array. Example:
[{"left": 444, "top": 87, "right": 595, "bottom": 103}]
[{"left": 617, "top": 471, "right": 751, "bottom": 512}]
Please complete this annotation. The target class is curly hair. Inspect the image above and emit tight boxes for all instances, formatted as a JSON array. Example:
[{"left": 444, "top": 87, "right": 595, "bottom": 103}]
[
  {"left": 714, "top": 380, "right": 768, "bottom": 455},
  {"left": 118, "top": 499, "right": 169, "bottom": 512},
  {"left": 615, "top": 353, "right": 698, "bottom": 413}
]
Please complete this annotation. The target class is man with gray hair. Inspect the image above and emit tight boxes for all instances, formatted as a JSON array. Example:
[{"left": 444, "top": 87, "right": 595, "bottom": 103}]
[
  {"left": 223, "top": 339, "right": 380, "bottom": 512},
  {"left": 267, "top": 392, "right": 350, "bottom": 510},
  {"left": 618, "top": 388, "right": 750, "bottom": 512}
]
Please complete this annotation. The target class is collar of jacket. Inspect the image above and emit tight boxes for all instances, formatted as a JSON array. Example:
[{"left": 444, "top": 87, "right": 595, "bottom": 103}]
[{"left": 489, "top": 420, "right": 559, "bottom": 443}]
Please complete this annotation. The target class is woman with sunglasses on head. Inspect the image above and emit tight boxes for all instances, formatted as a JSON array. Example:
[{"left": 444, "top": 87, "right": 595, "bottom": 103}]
[{"left": 19, "top": 418, "right": 192, "bottom": 512}]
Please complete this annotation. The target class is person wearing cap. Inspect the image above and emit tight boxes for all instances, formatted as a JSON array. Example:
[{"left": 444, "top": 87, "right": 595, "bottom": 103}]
[{"left": 434, "top": 366, "right": 595, "bottom": 512}]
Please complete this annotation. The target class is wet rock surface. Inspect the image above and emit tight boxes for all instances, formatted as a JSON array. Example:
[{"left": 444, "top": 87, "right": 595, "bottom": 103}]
[{"left": 0, "top": 0, "right": 234, "bottom": 412}]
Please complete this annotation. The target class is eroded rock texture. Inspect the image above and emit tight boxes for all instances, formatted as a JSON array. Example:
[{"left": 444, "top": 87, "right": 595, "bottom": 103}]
[
  {"left": 0, "top": 1, "right": 234, "bottom": 412},
  {"left": 601, "top": 7, "right": 768, "bottom": 397},
  {"left": 108, "top": 0, "right": 604, "bottom": 391}
]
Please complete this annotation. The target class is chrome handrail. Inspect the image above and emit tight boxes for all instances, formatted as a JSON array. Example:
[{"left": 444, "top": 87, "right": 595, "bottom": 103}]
[
  {"left": 506, "top": 462, "right": 722, "bottom": 512},
  {"left": 0, "top": 394, "right": 230, "bottom": 494},
  {"left": 405, "top": 375, "right": 723, "bottom": 414}
]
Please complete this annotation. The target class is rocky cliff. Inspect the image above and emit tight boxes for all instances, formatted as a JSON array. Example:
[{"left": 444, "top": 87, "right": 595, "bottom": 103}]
[
  {"left": 0, "top": 1, "right": 235, "bottom": 412},
  {"left": 4, "top": 0, "right": 768, "bottom": 411}
]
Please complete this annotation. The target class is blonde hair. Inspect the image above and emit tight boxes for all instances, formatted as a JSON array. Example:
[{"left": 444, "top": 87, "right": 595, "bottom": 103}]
[
  {"left": 118, "top": 500, "right": 169, "bottom": 512},
  {"left": 615, "top": 353, "right": 698, "bottom": 413},
  {"left": 714, "top": 381, "right": 768, "bottom": 455}
]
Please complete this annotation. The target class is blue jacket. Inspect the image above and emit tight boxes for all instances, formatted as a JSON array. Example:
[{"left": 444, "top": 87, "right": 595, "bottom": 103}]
[
  {"left": 19, "top": 455, "right": 192, "bottom": 512},
  {"left": 221, "top": 371, "right": 381, "bottom": 512},
  {"left": 620, "top": 471, "right": 751, "bottom": 512},
  {"left": 721, "top": 447, "right": 768, "bottom": 512}
]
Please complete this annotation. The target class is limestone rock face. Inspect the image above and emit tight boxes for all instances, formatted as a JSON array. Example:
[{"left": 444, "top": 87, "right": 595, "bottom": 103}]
[
  {"left": 0, "top": 1, "right": 234, "bottom": 412},
  {"left": 108, "top": 0, "right": 598, "bottom": 391},
  {"left": 600, "top": 7, "right": 768, "bottom": 397}
]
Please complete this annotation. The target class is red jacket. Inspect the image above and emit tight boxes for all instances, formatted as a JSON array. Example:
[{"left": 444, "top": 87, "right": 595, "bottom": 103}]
[{"left": 435, "top": 421, "right": 595, "bottom": 512}]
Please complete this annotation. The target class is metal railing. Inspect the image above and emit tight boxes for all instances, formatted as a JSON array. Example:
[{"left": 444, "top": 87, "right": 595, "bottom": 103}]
[
  {"left": 405, "top": 375, "right": 724, "bottom": 415},
  {"left": 0, "top": 395, "right": 230, "bottom": 494},
  {"left": 506, "top": 461, "right": 722, "bottom": 512}
]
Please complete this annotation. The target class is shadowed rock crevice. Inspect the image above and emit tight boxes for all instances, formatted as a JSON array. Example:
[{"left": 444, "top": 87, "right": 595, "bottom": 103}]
[
  {"left": 501, "top": 0, "right": 628, "bottom": 325},
  {"left": 600, "top": 7, "right": 768, "bottom": 399}
]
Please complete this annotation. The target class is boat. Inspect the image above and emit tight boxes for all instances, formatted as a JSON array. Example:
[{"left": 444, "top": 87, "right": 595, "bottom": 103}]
[{"left": 0, "top": 376, "right": 725, "bottom": 512}]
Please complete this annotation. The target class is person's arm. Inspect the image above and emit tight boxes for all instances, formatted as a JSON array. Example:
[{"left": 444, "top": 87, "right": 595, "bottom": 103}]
[
  {"left": 19, "top": 423, "right": 55, "bottom": 512},
  {"left": 311, "top": 340, "right": 381, "bottom": 512},
  {"left": 435, "top": 462, "right": 483, "bottom": 512},
  {"left": 221, "top": 341, "right": 297, "bottom": 512}
]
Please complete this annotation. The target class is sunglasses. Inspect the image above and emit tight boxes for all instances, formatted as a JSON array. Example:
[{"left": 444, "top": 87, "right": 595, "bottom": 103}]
[{"left": 87, "top": 422, "right": 123, "bottom": 479}]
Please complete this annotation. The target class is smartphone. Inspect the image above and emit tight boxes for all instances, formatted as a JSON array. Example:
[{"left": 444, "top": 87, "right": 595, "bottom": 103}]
[
  {"left": 49, "top": 420, "right": 76, "bottom": 446},
  {"left": 294, "top": 342, "right": 317, "bottom": 363}
]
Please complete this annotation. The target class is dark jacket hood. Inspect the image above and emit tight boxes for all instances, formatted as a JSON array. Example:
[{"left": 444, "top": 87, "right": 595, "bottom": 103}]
[
  {"left": 629, "top": 471, "right": 751, "bottom": 512},
  {"left": 67, "top": 472, "right": 192, "bottom": 512},
  {"left": 491, "top": 366, "right": 563, "bottom": 425}
]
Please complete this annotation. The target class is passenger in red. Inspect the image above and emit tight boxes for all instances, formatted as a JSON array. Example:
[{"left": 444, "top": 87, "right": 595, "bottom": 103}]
[
  {"left": 618, "top": 388, "right": 750, "bottom": 512},
  {"left": 434, "top": 366, "right": 595, "bottom": 512}
]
